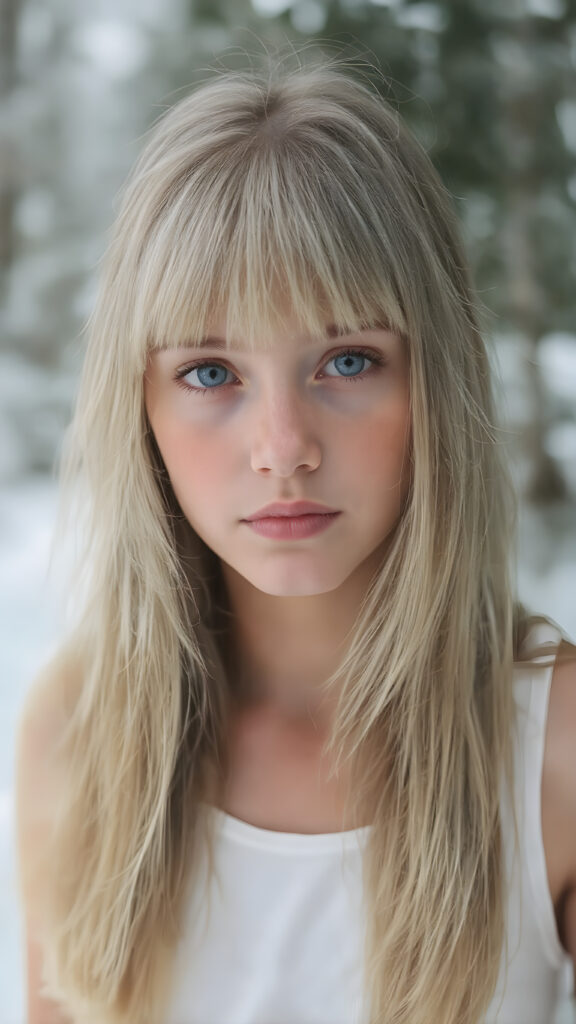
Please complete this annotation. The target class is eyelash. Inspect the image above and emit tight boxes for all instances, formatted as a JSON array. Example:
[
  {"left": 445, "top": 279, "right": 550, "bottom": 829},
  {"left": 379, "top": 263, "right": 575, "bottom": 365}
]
[{"left": 173, "top": 347, "right": 386, "bottom": 396}]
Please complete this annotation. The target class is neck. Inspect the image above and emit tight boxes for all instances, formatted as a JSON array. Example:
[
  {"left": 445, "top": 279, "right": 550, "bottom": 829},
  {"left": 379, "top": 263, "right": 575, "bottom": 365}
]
[{"left": 219, "top": 559, "right": 376, "bottom": 730}]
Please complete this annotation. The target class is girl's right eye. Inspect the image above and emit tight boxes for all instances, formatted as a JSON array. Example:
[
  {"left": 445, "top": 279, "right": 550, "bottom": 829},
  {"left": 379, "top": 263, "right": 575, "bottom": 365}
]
[{"left": 175, "top": 361, "right": 237, "bottom": 394}]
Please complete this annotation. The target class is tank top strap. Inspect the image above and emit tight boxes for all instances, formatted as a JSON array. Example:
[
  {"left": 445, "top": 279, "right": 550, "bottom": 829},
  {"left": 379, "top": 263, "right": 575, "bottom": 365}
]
[{"left": 512, "top": 620, "right": 566, "bottom": 970}]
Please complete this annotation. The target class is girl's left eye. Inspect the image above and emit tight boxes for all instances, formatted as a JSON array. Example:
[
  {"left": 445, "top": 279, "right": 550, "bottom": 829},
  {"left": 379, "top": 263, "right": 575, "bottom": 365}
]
[
  {"left": 320, "top": 348, "right": 385, "bottom": 380},
  {"left": 174, "top": 347, "right": 385, "bottom": 395}
]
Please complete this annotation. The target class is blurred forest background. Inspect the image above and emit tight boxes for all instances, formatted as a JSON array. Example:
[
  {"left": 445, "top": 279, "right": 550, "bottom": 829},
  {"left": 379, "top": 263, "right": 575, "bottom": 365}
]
[
  {"left": 0, "top": 0, "right": 576, "bottom": 1018},
  {"left": 1, "top": 0, "right": 576, "bottom": 564},
  {"left": 1, "top": 0, "right": 576, "bottom": 497}
]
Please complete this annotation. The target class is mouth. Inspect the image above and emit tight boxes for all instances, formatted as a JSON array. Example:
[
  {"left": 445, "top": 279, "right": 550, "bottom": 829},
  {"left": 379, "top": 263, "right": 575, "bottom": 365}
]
[
  {"left": 243, "top": 501, "right": 339, "bottom": 521},
  {"left": 242, "top": 510, "right": 341, "bottom": 540}
]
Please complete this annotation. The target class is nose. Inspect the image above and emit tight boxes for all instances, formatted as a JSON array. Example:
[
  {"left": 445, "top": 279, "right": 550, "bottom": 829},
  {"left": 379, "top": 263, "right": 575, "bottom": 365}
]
[{"left": 249, "top": 386, "right": 322, "bottom": 477}]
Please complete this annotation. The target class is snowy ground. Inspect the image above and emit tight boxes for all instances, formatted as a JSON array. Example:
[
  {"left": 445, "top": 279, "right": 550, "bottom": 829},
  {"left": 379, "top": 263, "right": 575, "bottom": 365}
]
[
  {"left": 0, "top": 478, "right": 61, "bottom": 1024},
  {"left": 1, "top": 475, "right": 575, "bottom": 1021}
]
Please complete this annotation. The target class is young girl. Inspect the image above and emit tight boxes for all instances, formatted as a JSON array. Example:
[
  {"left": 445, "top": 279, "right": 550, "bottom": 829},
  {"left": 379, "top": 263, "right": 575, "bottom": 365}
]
[{"left": 15, "top": 58, "right": 576, "bottom": 1024}]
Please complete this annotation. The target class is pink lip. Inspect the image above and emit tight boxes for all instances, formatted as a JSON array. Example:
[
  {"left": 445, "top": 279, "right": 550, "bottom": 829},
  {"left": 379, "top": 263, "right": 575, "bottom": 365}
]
[
  {"left": 243, "top": 511, "right": 341, "bottom": 540},
  {"left": 243, "top": 501, "right": 339, "bottom": 521}
]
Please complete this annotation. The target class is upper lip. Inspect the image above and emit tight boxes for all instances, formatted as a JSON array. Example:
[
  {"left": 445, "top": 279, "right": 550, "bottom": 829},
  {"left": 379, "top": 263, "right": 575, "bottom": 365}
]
[{"left": 243, "top": 501, "right": 339, "bottom": 521}]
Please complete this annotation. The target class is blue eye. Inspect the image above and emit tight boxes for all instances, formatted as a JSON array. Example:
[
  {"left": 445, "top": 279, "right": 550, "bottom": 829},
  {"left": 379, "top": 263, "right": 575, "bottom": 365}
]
[
  {"left": 320, "top": 347, "right": 385, "bottom": 382},
  {"left": 178, "top": 363, "right": 235, "bottom": 391},
  {"left": 194, "top": 364, "right": 231, "bottom": 387},
  {"left": 174, "top": 346, "right": 384, "bottom": 395},
  {"left": 326, "top": 351, "right": 370, "bottom": 377}
]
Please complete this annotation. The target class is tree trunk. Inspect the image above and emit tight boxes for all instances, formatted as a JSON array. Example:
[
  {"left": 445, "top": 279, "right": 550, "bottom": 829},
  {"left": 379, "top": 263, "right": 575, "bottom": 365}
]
[
  {"left": 499, "top": 11, "right": 567, "bottom": 503},
  {"left": 0, "top": 0, "right": 20, "bottom": 278}
]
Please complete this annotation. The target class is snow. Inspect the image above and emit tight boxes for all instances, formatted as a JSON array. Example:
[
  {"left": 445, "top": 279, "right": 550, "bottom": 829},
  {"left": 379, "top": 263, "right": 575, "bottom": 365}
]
[
  {"left": 557, "top": 99, "right": 576, "bottom": 154},
  {"left": 251, "top": 0, "right": 293, "bottom": 16},
  {"left": 394, "top": 2, "right": 448, "bottom": 33},
  {"left": 290, "top": 0, "right": 327, "bottom": 33},
  {"left": 527, "top": 0, "right": 566, "bottom": 18},
  {"left": 539, "top": 332, "right": 576, "bottom": 402},
  {"left": 0, "top": 479, "right": 60, "bottom": 1022},
  {"left": 70, "top": 20, "right": 150, "bottom": 80}
]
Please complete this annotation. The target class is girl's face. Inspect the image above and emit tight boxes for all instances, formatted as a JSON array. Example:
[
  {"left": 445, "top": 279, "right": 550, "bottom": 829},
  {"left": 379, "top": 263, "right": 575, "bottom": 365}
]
[{"left": 144, "top": 312, "right": 411, "bottom": 598}]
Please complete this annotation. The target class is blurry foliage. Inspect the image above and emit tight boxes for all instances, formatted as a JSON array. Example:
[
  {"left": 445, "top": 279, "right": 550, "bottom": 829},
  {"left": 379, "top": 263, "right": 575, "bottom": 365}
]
[{"left": 0, "top": 0, "right": 575, "bottom": 497}]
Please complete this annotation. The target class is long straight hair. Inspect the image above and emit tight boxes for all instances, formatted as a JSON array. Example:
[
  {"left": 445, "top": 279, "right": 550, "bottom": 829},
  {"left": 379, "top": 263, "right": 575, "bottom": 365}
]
[{"left": 28, "top": 58, "right": 529, "bottom": 1023}]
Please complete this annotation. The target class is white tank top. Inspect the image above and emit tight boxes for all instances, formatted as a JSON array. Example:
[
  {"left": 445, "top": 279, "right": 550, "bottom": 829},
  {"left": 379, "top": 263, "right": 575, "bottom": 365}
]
[{"left": 166, "top": 626, "right": 572, "bottom": 1024}]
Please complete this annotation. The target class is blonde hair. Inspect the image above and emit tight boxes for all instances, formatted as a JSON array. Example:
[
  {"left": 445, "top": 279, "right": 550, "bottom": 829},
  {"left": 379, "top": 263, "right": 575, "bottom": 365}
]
[{"left": 28, "top": 56, "right": 532, "bottom": 1023}]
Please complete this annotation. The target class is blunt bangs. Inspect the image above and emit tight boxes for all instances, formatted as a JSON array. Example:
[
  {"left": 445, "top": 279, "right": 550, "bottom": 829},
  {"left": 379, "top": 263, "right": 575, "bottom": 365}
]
[{"left": 122, "top": 86, "right": 411, "bottom": 358}]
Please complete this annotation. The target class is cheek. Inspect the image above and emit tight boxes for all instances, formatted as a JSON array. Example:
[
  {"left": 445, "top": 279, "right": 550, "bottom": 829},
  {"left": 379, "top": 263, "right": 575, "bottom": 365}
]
[
  {"left": 152, "top": 417, "right": 230, "bottom": 505},
  {"left": 346, "top": 401, "right": 411, "bottom": 484}
]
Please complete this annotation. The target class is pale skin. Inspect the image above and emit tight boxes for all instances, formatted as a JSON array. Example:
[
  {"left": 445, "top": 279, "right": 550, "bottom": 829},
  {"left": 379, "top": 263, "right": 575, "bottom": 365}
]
[
  {"left": 145, "top": 315, "right": 412, "bottom": 833},
  {"left": 144, "top": 316, "right": 412, "bottom": 715},
  {"left": 15, "top": 313, "right": 576, "bottom": 1020}
]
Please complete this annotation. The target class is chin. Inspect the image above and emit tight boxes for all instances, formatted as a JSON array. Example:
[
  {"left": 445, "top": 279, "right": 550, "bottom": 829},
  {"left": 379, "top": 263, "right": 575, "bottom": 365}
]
[
  {"left": 257, "top": 583, "right": 335, "bottom": 598},
  {"left": 242, "top": 566, "right": 350, "bottom": 598}
]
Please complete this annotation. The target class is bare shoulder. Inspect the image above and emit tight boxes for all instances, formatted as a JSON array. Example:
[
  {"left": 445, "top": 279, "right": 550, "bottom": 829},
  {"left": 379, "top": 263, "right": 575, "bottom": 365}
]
[
  {"left": 17, "top": 657, "right": 75, "bottom": 757},
  {"left": 545, "top": 639, "right": 576, "bottom": 775},
  {"left": 15, "top": 654, "right": 83, "bottom": 1023},
  {"left": 16, "top": 654, "right": 78, "bottom": 797},
  {"left": 542, "top": 638, "right": 576, "bottom": 965},
  {"left": 15, "top": 653, "right": 81, "bottom": 903}
]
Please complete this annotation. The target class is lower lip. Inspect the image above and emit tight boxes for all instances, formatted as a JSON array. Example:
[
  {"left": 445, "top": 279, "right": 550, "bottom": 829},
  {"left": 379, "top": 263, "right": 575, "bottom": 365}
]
[{"left": 243, "top": 512, "right": 341, "bottom": 540}]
